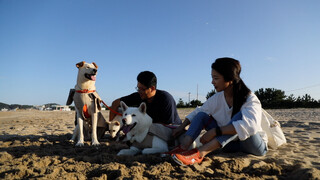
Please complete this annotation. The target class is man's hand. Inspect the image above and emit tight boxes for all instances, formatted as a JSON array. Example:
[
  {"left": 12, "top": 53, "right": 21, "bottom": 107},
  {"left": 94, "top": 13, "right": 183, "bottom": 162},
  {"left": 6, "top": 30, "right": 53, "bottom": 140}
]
[
  {"left": 172, "top": 126, "right": 184, "bottom": 138},
  {"left": 172, "top": 118, "right": 190, "bottom": 138}
]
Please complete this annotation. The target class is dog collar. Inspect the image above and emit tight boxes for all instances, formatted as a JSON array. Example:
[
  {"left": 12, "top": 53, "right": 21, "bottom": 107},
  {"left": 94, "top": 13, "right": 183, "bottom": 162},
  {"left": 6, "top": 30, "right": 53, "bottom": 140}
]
[{"left": 76, "top": 89, "right": 96, "bottom": 93}]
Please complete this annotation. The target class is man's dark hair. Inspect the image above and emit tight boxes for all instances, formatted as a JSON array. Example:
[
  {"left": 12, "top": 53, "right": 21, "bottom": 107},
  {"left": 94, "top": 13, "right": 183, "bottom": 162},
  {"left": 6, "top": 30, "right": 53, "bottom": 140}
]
[{"left": 137, "top": 71, "right": 157, "bottom": 88}]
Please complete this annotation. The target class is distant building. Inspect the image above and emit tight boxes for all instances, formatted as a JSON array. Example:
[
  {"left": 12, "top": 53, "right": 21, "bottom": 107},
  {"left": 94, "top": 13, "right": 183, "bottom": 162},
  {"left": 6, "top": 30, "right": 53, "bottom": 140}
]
[
  {"left": 52, "top": 105, "right": 71, "bottom": 111},
  {"left": 34, "top": 105, "right": 45, "bottom": 111}
]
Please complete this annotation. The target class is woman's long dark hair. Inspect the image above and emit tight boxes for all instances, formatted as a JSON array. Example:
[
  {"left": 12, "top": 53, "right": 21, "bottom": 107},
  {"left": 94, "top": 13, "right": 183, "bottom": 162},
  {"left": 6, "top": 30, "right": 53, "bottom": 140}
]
[{"left": 211, "top": 57, "right": 251, "bottom": 117}]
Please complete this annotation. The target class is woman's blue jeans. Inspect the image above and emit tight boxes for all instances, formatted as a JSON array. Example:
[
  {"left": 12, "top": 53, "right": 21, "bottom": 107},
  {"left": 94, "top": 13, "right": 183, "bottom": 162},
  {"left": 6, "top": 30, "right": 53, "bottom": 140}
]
[{"left": 185, "top": 112, "right": 267, "bottom": 156}]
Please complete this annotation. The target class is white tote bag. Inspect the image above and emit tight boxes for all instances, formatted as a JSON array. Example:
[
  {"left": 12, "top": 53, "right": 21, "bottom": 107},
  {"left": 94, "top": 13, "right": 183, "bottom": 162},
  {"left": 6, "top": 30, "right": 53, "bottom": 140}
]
[{"left": 261, "top": 109, "right": 287, "bottom": 149}]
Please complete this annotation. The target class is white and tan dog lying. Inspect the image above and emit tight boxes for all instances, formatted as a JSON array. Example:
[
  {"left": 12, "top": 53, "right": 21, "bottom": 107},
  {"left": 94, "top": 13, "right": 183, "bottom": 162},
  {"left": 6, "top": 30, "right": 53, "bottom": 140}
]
[
  {"left": 117, "top": 101, "right": 172, "bottom": 156},
  {"left": 68, "top": 61, "right": 108, "bottom": 146}
]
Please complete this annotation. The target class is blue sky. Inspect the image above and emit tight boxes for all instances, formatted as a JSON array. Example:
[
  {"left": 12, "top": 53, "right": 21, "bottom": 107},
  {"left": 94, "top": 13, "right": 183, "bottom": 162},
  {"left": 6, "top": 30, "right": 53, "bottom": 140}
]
[{"left": 1, "top": 0, "right": 320, "bottom": 106}]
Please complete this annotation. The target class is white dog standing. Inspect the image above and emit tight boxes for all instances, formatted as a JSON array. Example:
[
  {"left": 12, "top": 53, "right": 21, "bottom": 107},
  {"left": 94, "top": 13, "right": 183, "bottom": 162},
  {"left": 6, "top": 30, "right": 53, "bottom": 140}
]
[
  {"left": 117, "top": 101, "right": 172, "bottom": 156},
  {"left": 68, "top": 61, "right": 108, "bottom": 146}
]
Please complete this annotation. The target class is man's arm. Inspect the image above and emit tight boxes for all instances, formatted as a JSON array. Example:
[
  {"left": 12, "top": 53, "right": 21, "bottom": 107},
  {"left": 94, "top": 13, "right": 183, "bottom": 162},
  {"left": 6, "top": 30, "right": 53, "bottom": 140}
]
[
  {"left": 109, "top": 92, "right": 141, "bottom": 121},
  {"left": 109, "top": 98, "right": 121, "bottom": 121}
]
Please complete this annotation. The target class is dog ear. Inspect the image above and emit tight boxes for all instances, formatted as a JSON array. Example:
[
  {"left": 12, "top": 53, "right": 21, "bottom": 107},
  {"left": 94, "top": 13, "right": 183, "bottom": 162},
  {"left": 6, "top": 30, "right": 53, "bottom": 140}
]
[
  {"left": 76, "top": 61, "right": 85, "bottom": 68},
  {"left": 120, "top": 101, "right": 128, "bottom": 112},
  {"left": 92, "top": 62, "right": 98, "bottom": 69},
  {"left": 139, "top": 102, "right": 147, "bottom": 114}
]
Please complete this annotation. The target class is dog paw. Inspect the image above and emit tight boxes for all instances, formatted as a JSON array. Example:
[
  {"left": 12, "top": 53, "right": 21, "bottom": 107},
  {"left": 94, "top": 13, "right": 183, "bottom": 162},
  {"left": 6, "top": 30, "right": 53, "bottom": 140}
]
[
  {"left": 75, "top": 142, "right": 84, "bottom": 147},
  {"left": 92, "top": 141, "right": 100, "bottom": 146}
]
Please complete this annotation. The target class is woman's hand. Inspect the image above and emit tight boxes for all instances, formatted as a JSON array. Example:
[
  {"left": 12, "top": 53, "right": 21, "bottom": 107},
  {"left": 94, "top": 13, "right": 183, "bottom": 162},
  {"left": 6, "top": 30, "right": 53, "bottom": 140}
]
[{"left": 200, "top": 128, "right": 216, "bottom": 144}]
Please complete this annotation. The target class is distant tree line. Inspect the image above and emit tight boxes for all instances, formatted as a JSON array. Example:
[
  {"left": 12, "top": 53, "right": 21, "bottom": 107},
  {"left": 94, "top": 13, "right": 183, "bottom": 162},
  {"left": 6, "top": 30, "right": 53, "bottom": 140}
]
[
  {"left": 0, "top": 102, "right": 34, "bottom": 110},
  {"left": 177, "top": 89, "right": 216, "bottom": 108},
  {"left": 255, "top": 88, "right": 320, "bottom": 109},
  {"left": 177, "top": 88, "right": 320, "bottom": 109},
  {"left": 0, "top": 102, "right": 61, "bottom": 110}
]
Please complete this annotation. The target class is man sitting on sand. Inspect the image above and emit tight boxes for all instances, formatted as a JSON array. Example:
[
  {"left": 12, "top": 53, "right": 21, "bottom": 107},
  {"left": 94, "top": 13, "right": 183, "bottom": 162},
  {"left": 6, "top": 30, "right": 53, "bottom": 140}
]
[{"left": 109, "top": 71, "right": 182, "bottom": 126}]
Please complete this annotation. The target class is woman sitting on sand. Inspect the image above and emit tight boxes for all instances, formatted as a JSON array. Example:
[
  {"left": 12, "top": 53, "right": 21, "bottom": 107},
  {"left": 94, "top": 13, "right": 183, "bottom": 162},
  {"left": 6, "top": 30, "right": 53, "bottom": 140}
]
[{"left": 170, "top": 57, "right": 267, "bottom": 166}]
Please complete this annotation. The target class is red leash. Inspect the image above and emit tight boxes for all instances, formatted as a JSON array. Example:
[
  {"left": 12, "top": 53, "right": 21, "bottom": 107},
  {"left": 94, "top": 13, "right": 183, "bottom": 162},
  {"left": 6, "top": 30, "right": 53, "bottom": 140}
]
[{"left": 101, "top": 100, "right": 122, "bottom": 116}]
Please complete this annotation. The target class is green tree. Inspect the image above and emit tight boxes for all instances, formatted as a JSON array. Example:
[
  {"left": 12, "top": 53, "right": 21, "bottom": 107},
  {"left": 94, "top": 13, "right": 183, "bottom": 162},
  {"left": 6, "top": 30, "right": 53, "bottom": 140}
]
[
  {"left": 302, "top": 94, "right": 314, "bottom": 102},
  {"left": 255, "top": 88, "right": 286, "bottom": 108},
  {"left": 190, "top": 99, "right": 202, "bottom": 107},
  {"left": 177, "top": 98, "right": 185, "bottom": 108},
  {"left": 206, "top": 89, "right": 216, "bottom": 100},
  {"left": 285, "top": 94, "right": 296, "bottom": 102}
]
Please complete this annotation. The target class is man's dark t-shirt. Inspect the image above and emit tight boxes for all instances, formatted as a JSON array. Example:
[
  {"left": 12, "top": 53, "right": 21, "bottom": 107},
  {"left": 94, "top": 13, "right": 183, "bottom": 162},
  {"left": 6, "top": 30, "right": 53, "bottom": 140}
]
[{"left": 120, "top": 90, "right": 182, "bottom": 125}]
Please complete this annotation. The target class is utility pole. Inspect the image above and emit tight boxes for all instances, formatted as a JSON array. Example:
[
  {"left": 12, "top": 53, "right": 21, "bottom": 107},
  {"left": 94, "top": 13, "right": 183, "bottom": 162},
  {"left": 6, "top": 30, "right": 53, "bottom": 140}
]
[
  {"left": 197, "top": 84, "right": 199, "bottom": 101},
  {"left": 188, "top": 92, "right": 191, "bottom": 104}
]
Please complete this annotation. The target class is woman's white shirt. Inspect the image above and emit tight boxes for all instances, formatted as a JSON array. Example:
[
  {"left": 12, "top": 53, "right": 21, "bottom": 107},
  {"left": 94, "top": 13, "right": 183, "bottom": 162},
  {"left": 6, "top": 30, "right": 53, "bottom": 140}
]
[{"left": 185, "top": 91, "right": 268, "bottom": 143}]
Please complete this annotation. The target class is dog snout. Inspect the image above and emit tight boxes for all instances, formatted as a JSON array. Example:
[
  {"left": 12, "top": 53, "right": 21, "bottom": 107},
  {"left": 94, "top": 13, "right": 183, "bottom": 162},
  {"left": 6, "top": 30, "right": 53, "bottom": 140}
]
[
  {"left": 122, "top": 118, "right": 126, "bottom": 124},
  {"left": 93, "top": 69, "right": 97, "bottom": 74}
]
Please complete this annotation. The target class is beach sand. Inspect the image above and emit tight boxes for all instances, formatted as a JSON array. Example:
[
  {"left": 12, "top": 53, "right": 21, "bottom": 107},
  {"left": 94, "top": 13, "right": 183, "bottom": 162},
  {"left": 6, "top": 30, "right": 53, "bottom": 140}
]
[{"left": 0, "top": 108, "right": 320, "bottom": 179}]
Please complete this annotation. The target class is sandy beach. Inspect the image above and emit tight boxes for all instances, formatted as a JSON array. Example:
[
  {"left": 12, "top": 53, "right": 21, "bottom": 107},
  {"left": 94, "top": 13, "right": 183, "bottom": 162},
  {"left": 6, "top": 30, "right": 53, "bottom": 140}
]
[{"left": 0, "top": 108, "right": 320, "bottom": 179}]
